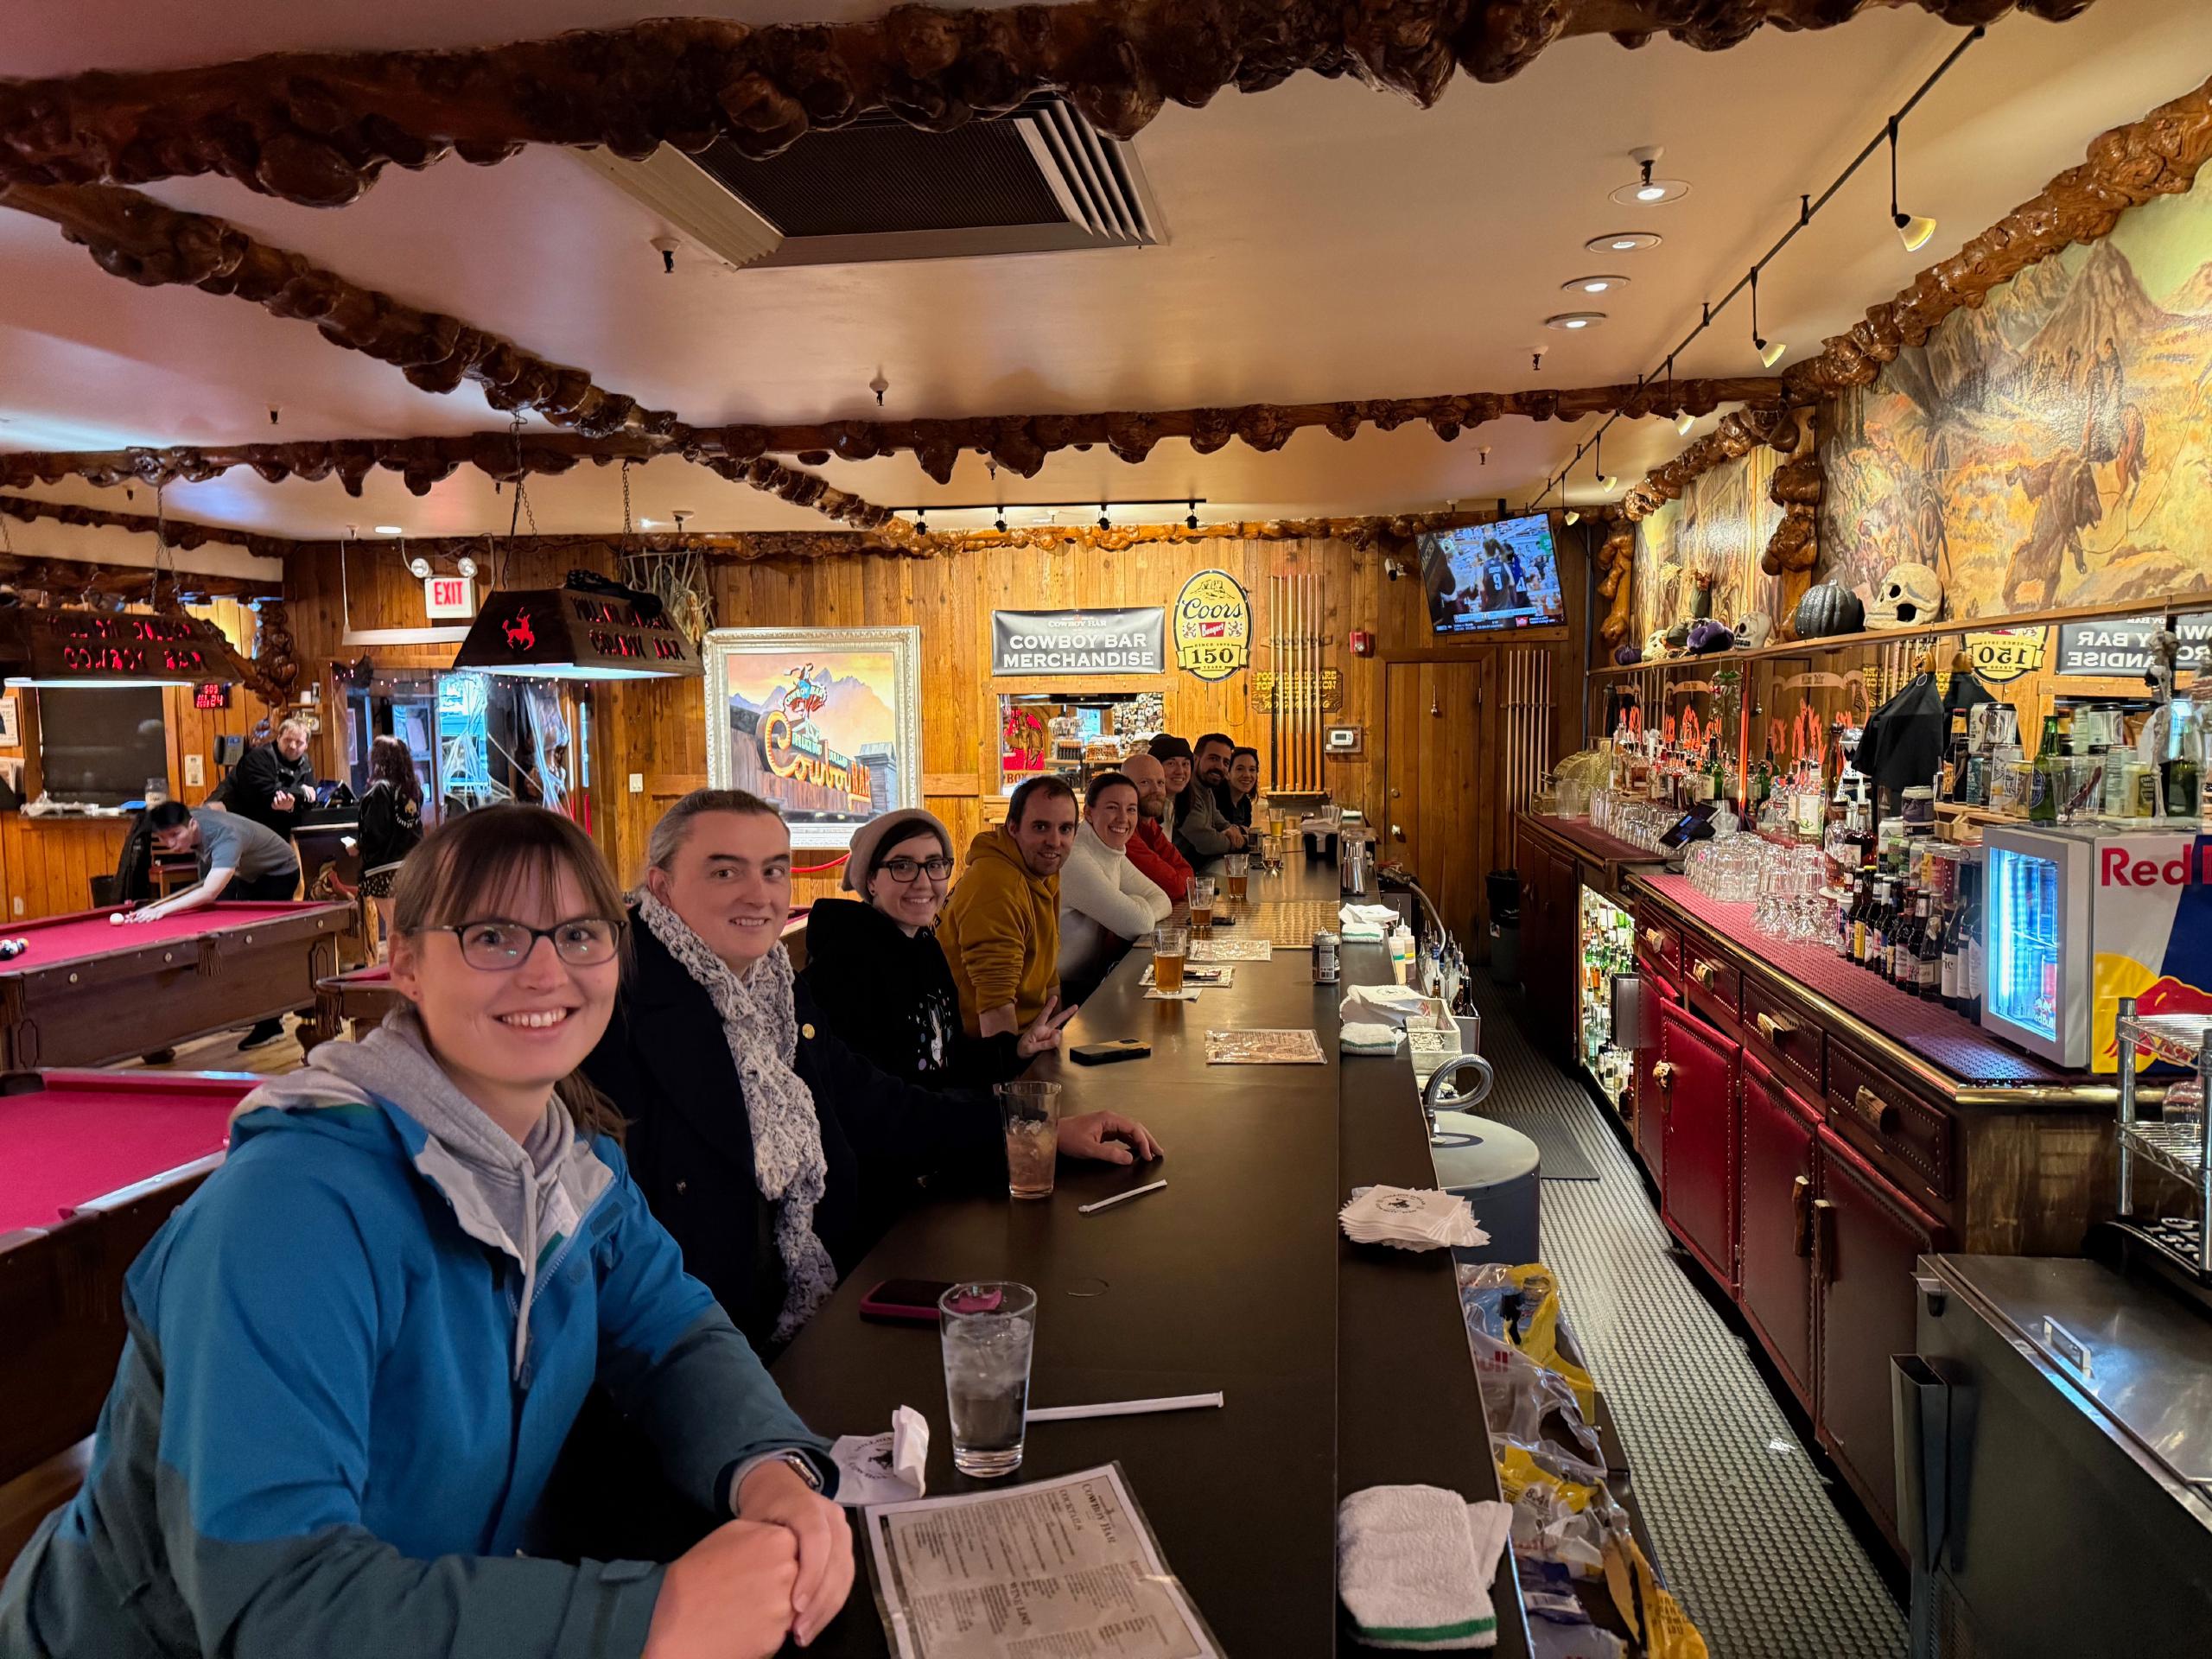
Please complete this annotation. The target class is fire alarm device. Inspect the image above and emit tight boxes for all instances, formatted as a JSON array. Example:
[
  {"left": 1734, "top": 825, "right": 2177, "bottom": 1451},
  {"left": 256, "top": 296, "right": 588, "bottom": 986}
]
[{"left": 1348, "top": 630, "right": 1375, "bottom": 657}]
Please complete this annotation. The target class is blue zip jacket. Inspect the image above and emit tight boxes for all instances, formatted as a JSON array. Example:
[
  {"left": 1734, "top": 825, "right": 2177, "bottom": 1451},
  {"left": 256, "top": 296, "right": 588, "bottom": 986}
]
[{"left": 0, "top": 1065, "right": 835, "bottom": 1657}]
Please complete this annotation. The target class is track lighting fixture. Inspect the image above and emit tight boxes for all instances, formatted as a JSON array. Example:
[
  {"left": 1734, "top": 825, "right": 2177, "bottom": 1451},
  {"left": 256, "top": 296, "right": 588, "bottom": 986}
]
[
  {"left": 1611, "top": 147, "right": 1690, "bottom": 207},
  {"left": 1098, "top": 505, "right": 1111, "bottom": 531},
  {"left": 1676, "top": 411, "right": 1697, "bottom": 436},
  {"left": 1595, "top": 433, "right": 1618, "bottom": 495},
  {"left": 913, "top": 509, "right": 928, "bottom": 535},
  {"left": 995, "top": 512, "right": 1007, "bottom": 533},
  {"left": 1750, "top": 268, "right": 1786, "bottom": 368},
  {"left": 1564, "top": 509, "right": 1581, "bottom": 526},
  {"left": 1888, "top": 118, "right": 1937, "bottom": 253},
  {"left": 1186, "top": 501, "right": 1199, "bottom": 531},
  {"left": 870, "top": 370, "right": 889, "bottom": 407}
]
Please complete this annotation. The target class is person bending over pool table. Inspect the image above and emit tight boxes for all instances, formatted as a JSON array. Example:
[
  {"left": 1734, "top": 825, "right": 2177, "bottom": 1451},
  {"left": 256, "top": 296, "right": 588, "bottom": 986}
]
[
  {"left": 0, "top": 804, "right": 849, "bottom": 1659},
  {"left": 131, "top": 802, "right": 305, "bottom": 1050}
]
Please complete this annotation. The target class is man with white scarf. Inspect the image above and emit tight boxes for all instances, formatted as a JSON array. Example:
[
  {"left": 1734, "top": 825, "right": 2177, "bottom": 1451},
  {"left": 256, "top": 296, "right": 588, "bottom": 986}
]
[{"left": 585, "top": 788, "right": 1162, "bottom": 1353}]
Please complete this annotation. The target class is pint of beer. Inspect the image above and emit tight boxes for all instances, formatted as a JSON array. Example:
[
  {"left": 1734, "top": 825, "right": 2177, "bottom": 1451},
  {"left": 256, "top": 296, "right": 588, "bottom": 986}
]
[
  {"left": 1224, "top": 852, "right": 1249, "bottom": 903},
  {"left": 1154, "top": 925, "right": 1189, "bottom": 994},
  {"left": 1189, "top": 878, "right": 1216, "bottom": 940}
]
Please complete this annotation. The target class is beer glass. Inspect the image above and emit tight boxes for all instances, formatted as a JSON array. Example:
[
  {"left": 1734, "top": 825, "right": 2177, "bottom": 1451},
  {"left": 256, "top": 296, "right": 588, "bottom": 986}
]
[
  {"left": 1189, "top": 878, "right": 1217, "bottom": 939},
  {"left": 1153, "top": 925, "right": 1188, "bottom": 994},
  {"left": 1223, "top": 852, "right": 1249, "bottom": 903}
]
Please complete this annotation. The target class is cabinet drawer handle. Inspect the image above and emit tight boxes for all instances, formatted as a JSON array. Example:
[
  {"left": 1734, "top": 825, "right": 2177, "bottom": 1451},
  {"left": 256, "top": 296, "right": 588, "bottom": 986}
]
[
  {"left": 1852, "top": 1084, "right": 1898, "bottom": 1135},
  {"left": 1691, "top": 960, "right": 1718, "bottom": 989},
  {"left": 1641, "top": 927, "right": 1669, "bottom": 954},
  {"left": 1812, "top": 1198, "right": 1838, "bottom": 1284},
  {"left": 1757, "top": 1011, "right": 1796, "bottom": 1045},
  {"left": 1791, "top": 1175, "right": 1812, "bottom": 1258},
  {"left": 1650, "top": 1061, "right": 1675, "bottom": 1111}
]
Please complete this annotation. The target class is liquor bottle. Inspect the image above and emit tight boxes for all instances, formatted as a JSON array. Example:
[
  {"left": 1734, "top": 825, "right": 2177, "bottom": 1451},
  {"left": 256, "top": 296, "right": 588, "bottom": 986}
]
[
  {"left": 2164, "top": 696, "right": 2202, "bottom": 820},
  {"left": 2029, "top": 713, "right": 2063, "bottom": 824},
  {"left": 1706, "top": 738, "right": 1727, "bottom": 808},
  {"left": 1886, "top": 891, "right": 1916, "bottom": 988},
  {"left": 1866, "top": 880, "right": 1893, "bottom": 973},
  {"left": 1914, "top": 895, "right": 1944, "bottom": 998},
  {"left": 1853, "top": 877, "right": 1876, "bottom": 967},
  {"left": 1939, "top": 897, "right": 1962, "bottom": 1010},
  {"left": 1837, "top": 868, "right": 1862, "bottom": 958}
]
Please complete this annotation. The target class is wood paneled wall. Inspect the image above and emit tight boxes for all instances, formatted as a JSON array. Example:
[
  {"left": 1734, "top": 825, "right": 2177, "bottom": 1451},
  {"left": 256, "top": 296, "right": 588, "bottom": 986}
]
[
  {"left": 0, "top": 598, "right": 272, "bottom": 921},
  {"left": 283, "top": 529, "right": 1589, "bottom": 941}
]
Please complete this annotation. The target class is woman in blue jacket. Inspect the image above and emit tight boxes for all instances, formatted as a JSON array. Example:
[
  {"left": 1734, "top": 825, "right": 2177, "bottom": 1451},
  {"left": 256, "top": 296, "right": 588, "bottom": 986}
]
[{"left": 0, "top": 804, "right": 852, "bottom": 1659}]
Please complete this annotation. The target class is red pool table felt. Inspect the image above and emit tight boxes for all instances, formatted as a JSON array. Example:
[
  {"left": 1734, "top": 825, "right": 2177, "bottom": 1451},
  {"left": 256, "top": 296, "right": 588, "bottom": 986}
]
[
  {"left": 0, "top": 1072, "right": 255, "bottom": 1235},
  {"left": 0, "top": 903, "right": 326, "bottom": 973}
]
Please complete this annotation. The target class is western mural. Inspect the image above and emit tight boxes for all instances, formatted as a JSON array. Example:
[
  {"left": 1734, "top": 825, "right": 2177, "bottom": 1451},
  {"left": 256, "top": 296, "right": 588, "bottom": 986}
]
[
  {"left": 1631, "top": 442, "right": 1781, "bottom": 647},
  {"left": 1820, "top": 162, "right": 2212, "bottom": 621}
]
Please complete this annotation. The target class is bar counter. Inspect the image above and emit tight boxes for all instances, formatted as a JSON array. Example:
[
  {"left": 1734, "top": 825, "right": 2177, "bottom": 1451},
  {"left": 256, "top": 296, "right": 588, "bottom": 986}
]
[{"left": 772, "top": 853, "right": 1528, "bottom": 1657}]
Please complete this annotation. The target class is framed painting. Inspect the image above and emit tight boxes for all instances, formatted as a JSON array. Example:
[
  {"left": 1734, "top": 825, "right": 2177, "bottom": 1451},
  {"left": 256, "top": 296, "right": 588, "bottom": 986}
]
[{"left": 702, "top": 626, "right": 923, "bottom": 849}]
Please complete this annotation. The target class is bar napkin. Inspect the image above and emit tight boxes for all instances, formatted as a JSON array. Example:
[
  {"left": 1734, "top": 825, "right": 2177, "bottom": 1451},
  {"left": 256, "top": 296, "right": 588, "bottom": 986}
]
[
  {"left": 829, "top": 1405, "right": 929, "bottom": 1508},
  {"left": 1342, "top": 1022, "right": 1406, "bottom": 1056},
  {"left": 1341, "top": 983, "right": 1433, "bottom": 1027},
  {"left": 1339, "top": 1185, "right": 1488, "bottom": 1250},
  {"left": 1338, "top": 1485, "right": 1512, "bottom": 1649}
]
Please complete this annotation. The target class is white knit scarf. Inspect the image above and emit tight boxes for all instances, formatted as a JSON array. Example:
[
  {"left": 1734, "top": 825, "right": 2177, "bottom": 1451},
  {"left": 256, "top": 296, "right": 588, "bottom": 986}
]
[{"left": 636, "top": 892, "right": 838, "bottom": 1342}]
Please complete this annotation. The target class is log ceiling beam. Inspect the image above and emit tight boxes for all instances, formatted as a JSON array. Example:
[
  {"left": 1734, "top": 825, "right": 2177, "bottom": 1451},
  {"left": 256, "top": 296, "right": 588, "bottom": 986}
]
[
  {"left": 0, "top": 3, "right": 2098, "bottom": 208},
  {"left": 0, "top": 489, "right": 295, "bottom": 562},
  {"left": 1619, "top": 67, "right": 2212, "bottom": 522},
  {"left": 0, "top": 180, "right": 906, "bottom": 532},
  {"left": 0, "top": 372, "right": 1785, "bottom": 499}
]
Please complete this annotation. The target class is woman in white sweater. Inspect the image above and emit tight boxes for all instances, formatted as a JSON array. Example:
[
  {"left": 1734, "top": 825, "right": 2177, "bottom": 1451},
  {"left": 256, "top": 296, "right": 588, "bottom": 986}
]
[{"left": 1058, "top": 771, "right": 1173, "bottom": 1001}]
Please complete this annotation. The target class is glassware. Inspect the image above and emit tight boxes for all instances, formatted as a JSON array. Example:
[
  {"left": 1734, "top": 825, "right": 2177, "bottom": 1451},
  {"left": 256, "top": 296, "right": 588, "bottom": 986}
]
[
  {"left": 995, "top": 1082, "right": 1062, "bottom": 1200},
  {"left": 1223, "top": 852, "right": 1249, "bottom": 903},
  {"left": 938, "top": 1281, "right": 1038, "bottom": 1478},
  {"left": 1189, "top": 878, "right": 1217, "bottom": 939},
  {"left": 1153, "top": 925, "right": 1188, "bottom": 994}
]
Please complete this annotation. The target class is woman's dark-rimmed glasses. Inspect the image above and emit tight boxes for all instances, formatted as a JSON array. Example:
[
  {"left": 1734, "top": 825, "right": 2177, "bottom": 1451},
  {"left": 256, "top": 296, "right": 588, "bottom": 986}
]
[
  {"left": 880, "top": 856, "right": 954, "bottom": 883},
  {"left": 424, "top": 917, "right": 625, "bottom": 971}
]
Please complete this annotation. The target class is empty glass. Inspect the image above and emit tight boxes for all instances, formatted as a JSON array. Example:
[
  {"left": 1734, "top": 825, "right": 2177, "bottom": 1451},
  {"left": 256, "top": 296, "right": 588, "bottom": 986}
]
[
  {"left": 939, "top": 1282, "right": 1038, "bottom": 1478},
  {"left": 995, "top": 1081, "right": 1062, "bottom": 1199}
]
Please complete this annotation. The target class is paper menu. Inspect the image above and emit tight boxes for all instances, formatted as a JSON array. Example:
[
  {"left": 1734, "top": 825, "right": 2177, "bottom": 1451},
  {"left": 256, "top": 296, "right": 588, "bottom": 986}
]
[{"left": 863, "top": 1463, "right": 1218, "bottom": 1659}]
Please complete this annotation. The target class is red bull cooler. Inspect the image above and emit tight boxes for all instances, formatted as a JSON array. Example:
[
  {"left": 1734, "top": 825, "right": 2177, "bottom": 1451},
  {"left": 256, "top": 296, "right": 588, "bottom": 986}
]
[{"left": 1983, "top": 823, "right": 2212, "bottom": 1070}]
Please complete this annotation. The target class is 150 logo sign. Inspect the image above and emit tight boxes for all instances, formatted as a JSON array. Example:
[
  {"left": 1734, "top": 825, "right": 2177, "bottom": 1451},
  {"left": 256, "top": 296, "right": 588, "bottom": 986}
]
[{"left": 1173, "top": 569, "right": 1251, "bottom": 682}]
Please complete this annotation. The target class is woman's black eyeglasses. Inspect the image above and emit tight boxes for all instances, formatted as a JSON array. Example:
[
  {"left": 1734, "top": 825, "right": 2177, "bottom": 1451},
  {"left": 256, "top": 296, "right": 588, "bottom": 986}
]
[
  {"left": 880, "top": 856, "right": 955, "bottom": 883},
  {"left": 426, "top": 917, "right": 626, "bottom": 971}
]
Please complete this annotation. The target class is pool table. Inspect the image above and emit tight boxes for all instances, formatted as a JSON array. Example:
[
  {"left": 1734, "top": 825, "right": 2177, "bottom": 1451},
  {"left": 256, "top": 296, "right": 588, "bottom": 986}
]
[
  {"left": 0, "top": 900, "right": 349, "bottom": 1070},
  {"left": 0, "top": 1069, "right": 258, "bottom": 1483},
  {"left": 311, "top": 962, "right": 406, "bottom": 1046}
]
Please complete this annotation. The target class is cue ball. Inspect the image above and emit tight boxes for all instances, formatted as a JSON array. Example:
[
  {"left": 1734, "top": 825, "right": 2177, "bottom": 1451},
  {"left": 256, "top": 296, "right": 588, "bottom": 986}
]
[{"left": 111, "top": 912, "right": 126, "bottom": 925}]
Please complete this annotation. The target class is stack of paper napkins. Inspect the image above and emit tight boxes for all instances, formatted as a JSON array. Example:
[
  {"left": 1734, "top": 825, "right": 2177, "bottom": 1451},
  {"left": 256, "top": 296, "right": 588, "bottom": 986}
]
[
  {"left": 1341, "top": 983, "right": 1432, "bottom": 1026},
  {"left": 1339, "top": 1185, "right": 1489, "bottom": 1251},
  {"left": 1339, "top": 902, "right": 1398, "bottom": 942}
]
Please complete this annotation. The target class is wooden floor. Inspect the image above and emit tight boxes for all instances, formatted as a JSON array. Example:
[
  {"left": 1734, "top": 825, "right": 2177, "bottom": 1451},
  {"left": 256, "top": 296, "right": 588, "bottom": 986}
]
[{"left": 115, "top": 1016, "right": 310, "bottom": 1077}]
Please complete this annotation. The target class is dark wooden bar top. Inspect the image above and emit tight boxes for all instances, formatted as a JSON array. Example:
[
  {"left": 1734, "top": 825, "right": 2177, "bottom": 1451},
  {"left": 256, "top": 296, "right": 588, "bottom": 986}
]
[{"left": 772, "top": 854, "right": 1526, "bottom": 1657}]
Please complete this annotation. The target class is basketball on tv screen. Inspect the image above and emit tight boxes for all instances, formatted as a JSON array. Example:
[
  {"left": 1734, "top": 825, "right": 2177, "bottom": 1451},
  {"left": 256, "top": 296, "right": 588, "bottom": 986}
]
[{"left": 1416, "top": 515, "right": 1564, "bottom": 634}]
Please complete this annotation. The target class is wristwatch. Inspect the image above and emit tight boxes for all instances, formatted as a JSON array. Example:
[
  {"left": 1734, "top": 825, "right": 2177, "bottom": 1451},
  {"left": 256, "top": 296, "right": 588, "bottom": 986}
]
[{"left": 769, "top": 1450, "right": 823, "bottom": 1492}]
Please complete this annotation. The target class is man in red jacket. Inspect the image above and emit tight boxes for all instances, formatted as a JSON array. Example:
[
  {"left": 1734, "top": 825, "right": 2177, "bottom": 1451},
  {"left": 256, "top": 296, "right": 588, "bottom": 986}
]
[{"left": 1121, "top": 752, "right": 1192, "bottom": 902}]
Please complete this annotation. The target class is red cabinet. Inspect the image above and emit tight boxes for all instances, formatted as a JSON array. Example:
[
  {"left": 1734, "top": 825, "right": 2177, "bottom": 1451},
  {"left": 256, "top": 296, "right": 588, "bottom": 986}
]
[
  {"left": 1631, "top": 976, "right": 1679, "bottom": 1186},
  {"left": 1738, "top": 1057, "right": 1818, "bottom": 1410},
  {"left": 1656, "top": 999, "right": 1738, "bottom": 1292},
  {"left": 1815, "top": 1125, "right": 1948, "bottom": 1541}
]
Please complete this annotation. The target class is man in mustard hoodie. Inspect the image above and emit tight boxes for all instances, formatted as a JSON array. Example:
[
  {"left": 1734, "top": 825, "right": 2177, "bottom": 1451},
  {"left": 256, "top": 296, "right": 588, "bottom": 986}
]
[{"left": 940, "top": 774, "right": 1078, "bottom": 1036}]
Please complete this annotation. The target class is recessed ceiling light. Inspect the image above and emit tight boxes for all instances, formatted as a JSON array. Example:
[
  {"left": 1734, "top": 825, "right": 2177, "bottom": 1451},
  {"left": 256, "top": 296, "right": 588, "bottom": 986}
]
[
  {"left": 1546, "top": 312, "right": 1607, "bottom": 331},
  {"left": 1589, "top": 232, "right": 1662, "bottom": 254},
  {"left": 375, "top": 524, "right": 404, "bottom": 535},
  {"left": 1565, "top": 275, "right": 1629, "bottom": 295}
]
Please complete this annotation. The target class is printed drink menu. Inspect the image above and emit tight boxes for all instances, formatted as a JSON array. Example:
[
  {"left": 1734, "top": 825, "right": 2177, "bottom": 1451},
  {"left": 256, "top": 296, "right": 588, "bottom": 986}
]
[{"left": 863, "top": 1463, "right": 1219, "bottom": 1659}]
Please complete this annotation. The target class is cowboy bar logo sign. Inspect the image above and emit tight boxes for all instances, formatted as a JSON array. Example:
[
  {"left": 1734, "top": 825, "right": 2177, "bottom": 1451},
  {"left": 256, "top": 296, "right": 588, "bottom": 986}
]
[{"left": 1173, "top": 569, "right": 1251, "bottom": 683}]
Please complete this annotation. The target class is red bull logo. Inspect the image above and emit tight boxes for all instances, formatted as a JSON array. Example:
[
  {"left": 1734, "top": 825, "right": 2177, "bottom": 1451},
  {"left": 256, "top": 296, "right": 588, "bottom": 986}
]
[
  {"left": 2103, "top": 975, "right": 2212, "bottom": 1062},
  {"left": 2102, "top": 845, "right": 2212, "bottom": 887}
]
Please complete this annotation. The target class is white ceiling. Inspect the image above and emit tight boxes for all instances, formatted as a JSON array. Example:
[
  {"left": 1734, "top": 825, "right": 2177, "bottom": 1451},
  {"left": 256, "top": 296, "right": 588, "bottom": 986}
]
[{"left": 3, "top": 0, "right": 2209, "bottom": 538}]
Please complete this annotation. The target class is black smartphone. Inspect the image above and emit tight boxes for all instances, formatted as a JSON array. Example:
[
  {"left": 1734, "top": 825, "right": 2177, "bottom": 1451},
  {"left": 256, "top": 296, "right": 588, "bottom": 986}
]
[
  {"left": 859, "top": 1278, "right": 954, "bottom": 1324},
  {"left": 1070, "top": 1039, "right": 1152, "bottom": 1065}
]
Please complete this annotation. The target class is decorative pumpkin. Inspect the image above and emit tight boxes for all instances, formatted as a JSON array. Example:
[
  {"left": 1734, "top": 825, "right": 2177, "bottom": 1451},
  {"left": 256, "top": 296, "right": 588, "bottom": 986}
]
[
  {"left": 1732, "top": 612, "right": 1773, "bottom": 650},
  {"left": 1613, "top": 643, "right": 1643, "bottom": 667},
  {"left": 1794, "top": 582, "right": 1865, "bottom": 639},
  {"left": 1867, "top": 561, "right": 1943, "bottom": 630},
  {"left": 1687, "top": 618, "right": 1735, "bottom": 654}
]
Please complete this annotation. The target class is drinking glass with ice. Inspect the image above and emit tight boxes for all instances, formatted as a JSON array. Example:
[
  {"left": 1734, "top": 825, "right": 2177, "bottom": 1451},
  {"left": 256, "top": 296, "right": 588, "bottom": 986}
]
[
  {"left": 938, "top": 1281, "right": 1038, "bottom": 1478},
  {"left": 995, "top": 1079, "right": 1063, "bottom": 1199}
]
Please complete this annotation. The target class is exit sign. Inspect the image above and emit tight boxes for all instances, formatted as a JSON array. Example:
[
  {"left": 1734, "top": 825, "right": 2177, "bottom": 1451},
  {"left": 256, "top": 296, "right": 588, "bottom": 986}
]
[{"left": 424, "top": 575, "right": 475, "bottom": 619}]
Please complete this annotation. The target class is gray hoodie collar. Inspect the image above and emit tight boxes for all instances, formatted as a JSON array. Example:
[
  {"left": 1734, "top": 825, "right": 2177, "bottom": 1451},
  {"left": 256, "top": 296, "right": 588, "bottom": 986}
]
[{"left": 238, "top": 1008, "right": 613, "bottom": 1381}]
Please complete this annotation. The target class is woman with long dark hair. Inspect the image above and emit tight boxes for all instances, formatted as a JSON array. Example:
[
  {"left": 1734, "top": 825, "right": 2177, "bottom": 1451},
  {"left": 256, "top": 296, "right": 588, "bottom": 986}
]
[
  {"left": 359, "top": 734, "right": 425, "bottom": 958},
  {"left": 1, "top": 804, "right": 852, "bottom": 1657}
]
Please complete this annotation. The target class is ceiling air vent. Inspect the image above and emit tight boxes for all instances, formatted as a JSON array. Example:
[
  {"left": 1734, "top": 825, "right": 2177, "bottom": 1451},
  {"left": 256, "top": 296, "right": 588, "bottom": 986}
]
[{"left": 576, "top": 95, "right": 1163, "bottom": 269}]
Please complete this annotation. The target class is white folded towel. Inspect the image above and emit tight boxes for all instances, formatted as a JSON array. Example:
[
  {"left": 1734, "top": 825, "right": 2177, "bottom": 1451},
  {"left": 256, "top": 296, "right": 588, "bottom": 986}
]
[
  {"left": 1339, "top": 1486, "right": 1512, "bottom": 1649},
  {"left": 1341, "top": 1022, "right": 1405, "bottom": 1055},
  {"left": 1341, "top": 984, "right": 1432, "bottom": 1027}
]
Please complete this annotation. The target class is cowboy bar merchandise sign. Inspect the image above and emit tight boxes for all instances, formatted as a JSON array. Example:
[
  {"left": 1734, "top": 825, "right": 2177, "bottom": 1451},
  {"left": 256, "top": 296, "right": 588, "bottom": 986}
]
[
  {"left": 991, "top": 608, "right": 1165, "bottom": 675},
  {"left": 1173, "top": 569, "right": 1252, "bottom": 682},
  {"left": 2055, "top": 613, "right": 2212, "bottom": 677}
]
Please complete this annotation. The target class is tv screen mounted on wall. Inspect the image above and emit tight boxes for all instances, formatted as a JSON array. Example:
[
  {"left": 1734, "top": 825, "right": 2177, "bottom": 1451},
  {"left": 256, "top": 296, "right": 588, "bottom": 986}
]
[{"left": 1416, "top": 515, "right": 1564, "bottom": 634}]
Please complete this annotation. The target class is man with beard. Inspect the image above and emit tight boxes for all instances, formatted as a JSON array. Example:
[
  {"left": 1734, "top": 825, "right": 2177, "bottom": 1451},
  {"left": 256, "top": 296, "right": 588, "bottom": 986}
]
[
  {"left": 938, "top": 773, "right": 1077, "bottom": 1039},
  {"left": 1121, "top": 751, "right": 1192, "bottom": 902}
]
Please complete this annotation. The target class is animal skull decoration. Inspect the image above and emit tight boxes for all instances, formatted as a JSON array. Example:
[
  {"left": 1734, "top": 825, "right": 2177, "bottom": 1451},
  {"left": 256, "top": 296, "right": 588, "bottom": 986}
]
[
  {"left": 1867, "top": 563, "right": 1943, "bottom": 630},
  {"left": 1732, "top": 613, "right": 1774, "bottom": 651},
  {"left": 1643, "top": 628, "right": 1671, "bottom": 661}
]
